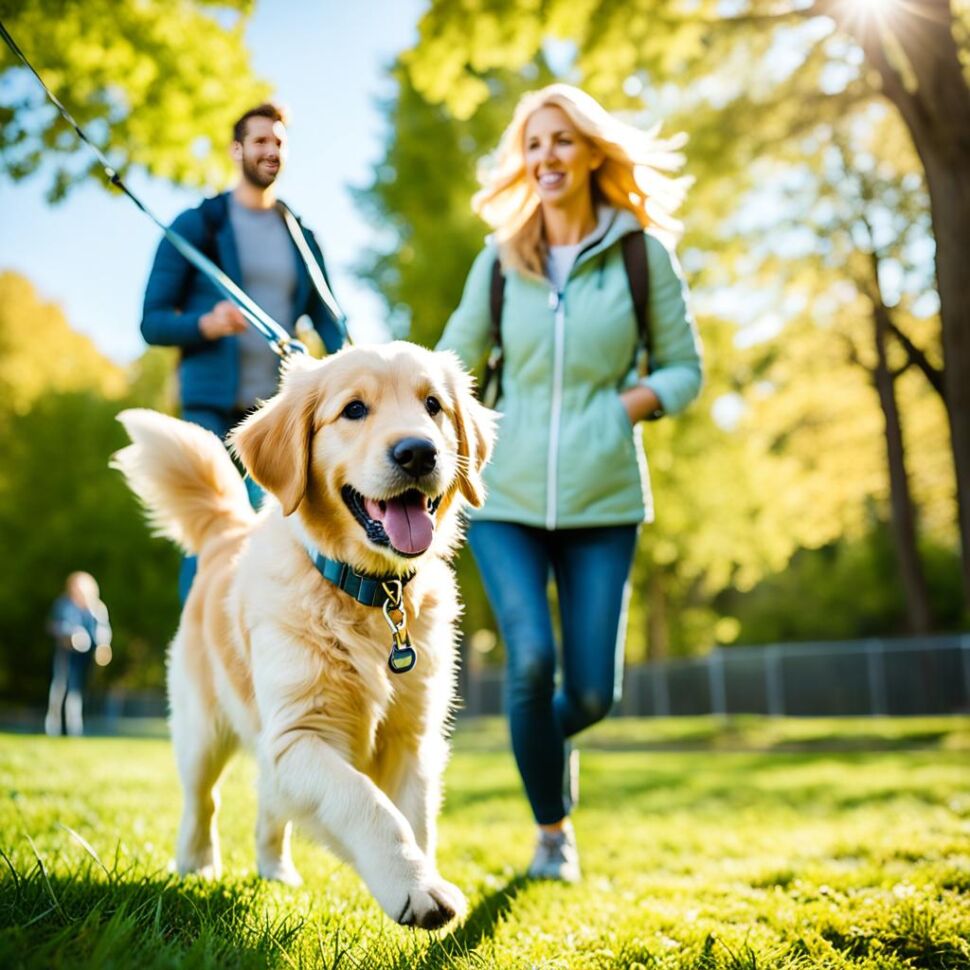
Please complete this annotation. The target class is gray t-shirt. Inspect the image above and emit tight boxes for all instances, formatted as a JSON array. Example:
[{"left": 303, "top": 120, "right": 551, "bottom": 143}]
[
  {"left": 228, "top": 196, "right": 298, "bottom": 409},
  {"left": 546, "top": 243, "right": 583, "bottom": 293}
]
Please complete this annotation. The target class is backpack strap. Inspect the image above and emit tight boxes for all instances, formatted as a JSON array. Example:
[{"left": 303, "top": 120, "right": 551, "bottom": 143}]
[
  {"left": 478, "top": 256, "right": 506, "bottom": 406},
  {"left": 489, "top": 256, "right": 505, "bottom": 348},
  {"left": 620, "top": 231, "right": 651, "bottom": 363}
]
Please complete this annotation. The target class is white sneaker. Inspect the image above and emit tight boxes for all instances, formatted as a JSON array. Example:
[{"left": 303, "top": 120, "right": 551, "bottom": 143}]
[{"left": 527, "top": 821, "right": 581, "bottom": 883}]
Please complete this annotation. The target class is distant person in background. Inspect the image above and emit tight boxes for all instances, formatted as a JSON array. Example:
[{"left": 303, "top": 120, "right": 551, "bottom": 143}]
[
  {"left": 438, "top": 84, "right": 702, "bottom": 882},
  {"left": 45, "top": 572, "right": 112, "bottom": 737},
  {"left": 140, "top": 102, "right": 347, "bottom": 600}
]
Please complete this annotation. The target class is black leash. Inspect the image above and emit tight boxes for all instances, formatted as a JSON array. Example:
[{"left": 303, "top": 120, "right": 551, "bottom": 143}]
[{"left": 0, "top": 19, "right": 348, "bottom": 358}]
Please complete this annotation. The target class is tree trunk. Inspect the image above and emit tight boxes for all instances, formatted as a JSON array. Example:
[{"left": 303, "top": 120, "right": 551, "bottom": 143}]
[
  {"left": 833, "top": 0, "right": 970, "bottom": 604},
  {"left": 872, "top": 300, "right": 933, "bottom": 634},
  {"left": 920, "top": 147, "right": 970, "bottom": 606},
  {"left": 646, "top": 570, "right": 669, "bottom": 661}
]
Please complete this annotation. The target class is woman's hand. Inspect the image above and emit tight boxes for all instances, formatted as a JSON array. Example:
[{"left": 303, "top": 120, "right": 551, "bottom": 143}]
[{"left": 618, "top": 385, "right": 663, "bottom": 424}]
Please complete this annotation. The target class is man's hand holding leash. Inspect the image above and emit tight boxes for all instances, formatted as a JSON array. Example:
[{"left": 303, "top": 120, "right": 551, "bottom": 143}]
[{"left": 199, "top": 300, "right": 248, "bottom": 340}]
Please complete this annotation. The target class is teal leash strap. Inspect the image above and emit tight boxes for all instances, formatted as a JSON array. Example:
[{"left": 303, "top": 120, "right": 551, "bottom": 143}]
[
  {"left": 279, "top": 203, "right": 352, "bottom": 346},
  {"left": 0, "top": 18, "right": 309, "bottom": 359}
]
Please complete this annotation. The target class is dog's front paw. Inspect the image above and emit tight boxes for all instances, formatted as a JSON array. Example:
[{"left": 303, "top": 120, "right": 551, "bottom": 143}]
[{"left": 396, "top": 874, "right": 467, "bottom": 931}]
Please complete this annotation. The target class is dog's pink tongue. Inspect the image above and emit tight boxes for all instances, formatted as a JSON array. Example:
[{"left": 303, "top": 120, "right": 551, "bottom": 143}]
[{"left": 364, "top": 495, "right": 434, "bottom": 555}]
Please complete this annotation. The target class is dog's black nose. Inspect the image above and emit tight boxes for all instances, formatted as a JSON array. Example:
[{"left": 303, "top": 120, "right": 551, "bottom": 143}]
[{"left": 391, "top": 437, "right": 437, "bottom": 478}]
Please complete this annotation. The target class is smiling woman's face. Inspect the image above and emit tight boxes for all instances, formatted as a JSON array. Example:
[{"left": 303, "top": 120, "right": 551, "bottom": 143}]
[{"left": 523, "top": 105, "right": 602, "bottom": 210}]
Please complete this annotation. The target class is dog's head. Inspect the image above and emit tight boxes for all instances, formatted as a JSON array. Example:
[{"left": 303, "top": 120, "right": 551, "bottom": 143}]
[{"left": 229, "top": 343, "right": 496, "bottom": 574}]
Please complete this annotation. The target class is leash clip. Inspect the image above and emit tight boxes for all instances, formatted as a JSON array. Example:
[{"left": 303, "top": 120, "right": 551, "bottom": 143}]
[
  {"left": 381, "top": 580, "right": 416, "bottom": 674},
  {"left": 270, "top": 335, "right": 309, "bottom": 359}
]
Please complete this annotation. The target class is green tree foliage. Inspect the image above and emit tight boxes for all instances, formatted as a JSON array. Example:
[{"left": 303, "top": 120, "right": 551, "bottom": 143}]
[
  {"left": 625, "top": 315, "right": 798, "bottom": 659},
  {"left": 694, "top": 102, "right": 956, "bottom": 632},
  {"left": 721, "top": 522, "right": 965, "bottom": 644},
  {"left": 0, "top": 0, "right": 270, "bottom": 200},
  {"left": 0, "top": 271, "right": 127, "bottom": 417},
  {"left": 405, "top": 1, "right": 968, "bottom": 183},
  {"left": 0, "top": 273, "right": 179, "bottom": 702}
]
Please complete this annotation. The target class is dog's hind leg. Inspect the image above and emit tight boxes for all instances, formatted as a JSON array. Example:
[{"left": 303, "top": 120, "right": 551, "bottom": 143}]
[
  {"left": 255, "top": 783, "right": 302, "bottom": 886},
  {"left": 169, "top": 641, "right": 237, "bottom": 879},
  {"left": 172, "top": 719, "right": 236, "bottom": 879}
]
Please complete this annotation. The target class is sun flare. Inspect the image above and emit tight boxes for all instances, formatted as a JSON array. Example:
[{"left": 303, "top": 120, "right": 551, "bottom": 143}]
[{"left": 833, "top": 0, "right": 904, "bottom": 34}]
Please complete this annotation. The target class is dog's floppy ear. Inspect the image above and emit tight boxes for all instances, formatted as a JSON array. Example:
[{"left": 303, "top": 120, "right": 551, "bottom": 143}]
[
  {"left": 229, "top": 362, "right": 321, "bottom": 516},
  {"left": 440, "top": 351, "right": 497, "bottom": 508}
]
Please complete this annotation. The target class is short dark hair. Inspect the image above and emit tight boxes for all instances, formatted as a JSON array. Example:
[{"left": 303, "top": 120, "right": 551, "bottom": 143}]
[{"left": 232, "top": 103, "right": 288, "bottom": 143}]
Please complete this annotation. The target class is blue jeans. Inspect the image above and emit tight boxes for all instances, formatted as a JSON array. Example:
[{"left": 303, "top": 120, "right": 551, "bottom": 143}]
[
  {"left": 178, "top": 407, "right": 263, "bottom": 603},
  {"left": 45, "top": 646, "right": 93, "bottom": 736},
  {"left": 468, "top": 520, "right": 639, "bottom": 824}
]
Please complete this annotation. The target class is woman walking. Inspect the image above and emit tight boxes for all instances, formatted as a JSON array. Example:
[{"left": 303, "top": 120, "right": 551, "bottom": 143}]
[{"left": 438, "top": 84, "right": 702, "bottom": 881}]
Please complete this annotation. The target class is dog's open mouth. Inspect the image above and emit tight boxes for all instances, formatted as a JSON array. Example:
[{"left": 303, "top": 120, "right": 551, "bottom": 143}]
[{"left": 342, "top": 485, "right": 442, "bottom": 557}]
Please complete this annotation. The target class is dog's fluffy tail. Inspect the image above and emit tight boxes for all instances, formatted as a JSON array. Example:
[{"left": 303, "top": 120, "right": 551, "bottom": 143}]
[{"left": 112, "top": 409, "right": 256, "bottom": 554}]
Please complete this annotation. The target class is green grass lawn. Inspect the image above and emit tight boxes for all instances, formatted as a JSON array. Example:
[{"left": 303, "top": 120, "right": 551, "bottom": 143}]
[{"left": 1, "top": 717, "right": 968, "bottom": 969}]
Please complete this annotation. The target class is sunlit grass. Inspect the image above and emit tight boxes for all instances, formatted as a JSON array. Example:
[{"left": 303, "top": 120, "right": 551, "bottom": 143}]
[{"left": 1, "top": 718, "right": 968, "bottom": 968}]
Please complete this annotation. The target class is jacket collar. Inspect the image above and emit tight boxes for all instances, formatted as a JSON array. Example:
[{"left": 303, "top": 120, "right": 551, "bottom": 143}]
[
  {"left": 569, "top": 206, "right": 643, "bottom": 270},
  {"left": 488, "top": 207, "right": 644, "bottom": 277}
]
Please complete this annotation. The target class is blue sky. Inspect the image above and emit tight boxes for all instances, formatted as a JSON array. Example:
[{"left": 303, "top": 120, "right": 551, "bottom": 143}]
[{"left": 0, "top": 0, "right": 428, "bottom": 362}]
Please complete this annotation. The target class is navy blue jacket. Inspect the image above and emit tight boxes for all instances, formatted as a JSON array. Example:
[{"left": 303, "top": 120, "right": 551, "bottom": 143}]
[{"left": 141, "top": 192, "right": 345, "bottom": 411}]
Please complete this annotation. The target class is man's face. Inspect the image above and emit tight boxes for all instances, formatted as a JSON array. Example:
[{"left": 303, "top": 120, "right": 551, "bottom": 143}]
[{"left": 233, "top": 115, "right": 287, "bottom": 189}]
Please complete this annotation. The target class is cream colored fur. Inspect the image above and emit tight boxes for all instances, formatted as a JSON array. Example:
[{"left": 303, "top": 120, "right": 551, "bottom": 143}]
[{"left": 113, "top": 343, "right": 495, "bottom": 930}]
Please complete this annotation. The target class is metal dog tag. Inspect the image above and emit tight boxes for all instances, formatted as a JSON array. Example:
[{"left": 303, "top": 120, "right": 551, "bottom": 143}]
[{"left": 388, "top": 642, "right": 417, "bottom": 674}]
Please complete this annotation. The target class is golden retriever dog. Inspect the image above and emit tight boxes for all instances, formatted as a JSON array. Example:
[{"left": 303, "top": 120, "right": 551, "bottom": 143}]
[{"left": 112, "top": 342, "right": 495, "bottom": 930}]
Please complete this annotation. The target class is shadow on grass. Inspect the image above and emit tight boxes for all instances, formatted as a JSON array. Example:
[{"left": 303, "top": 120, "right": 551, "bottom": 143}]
[
  {"left": 0, "top": 852, "right": 305, "bottom": 970},
  {"left": 444, "top": 749, "right": 947, "bottom": 821},
  {"left": 2, "top": 843, "right": 529, "bottom": 970},
  {"left": 577, "top": 750, "right": 958, "bottom": 816},
  {"left": 821, "top": 919, "right": 970, "bottom": 970}
]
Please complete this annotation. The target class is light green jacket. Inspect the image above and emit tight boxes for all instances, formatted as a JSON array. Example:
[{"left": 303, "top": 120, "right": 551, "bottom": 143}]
[{"left": 437, "top": 208, "right": 703, "bottom": 528}]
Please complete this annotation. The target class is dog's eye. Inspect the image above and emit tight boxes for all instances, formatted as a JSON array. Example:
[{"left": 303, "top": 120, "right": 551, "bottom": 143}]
[
  {"left": 341, "top": 400, "right": 368, "bottom": 421},
  {"left": 425, "top": 396, "right": 442, "bottom": 417}
]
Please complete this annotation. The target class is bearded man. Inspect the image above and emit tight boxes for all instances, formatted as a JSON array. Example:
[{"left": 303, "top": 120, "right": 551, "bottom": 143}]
[{"left": 141, "top": 102, "right": 346, "bottom": 599}]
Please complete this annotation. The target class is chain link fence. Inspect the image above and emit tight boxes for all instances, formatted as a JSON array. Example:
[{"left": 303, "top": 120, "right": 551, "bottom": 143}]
[
  {"left": 459, "top": 635, "right": 970, "bottom": 718},
  {"left": 5, "top": 635, "right": 966, "bottom": 732}
]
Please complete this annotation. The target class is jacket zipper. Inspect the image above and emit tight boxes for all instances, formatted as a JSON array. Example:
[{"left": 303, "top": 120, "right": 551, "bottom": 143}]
[
  {"left": 543, "top": 216, "right": 618, "bottom": 530},
  {"left": 546, "top": 289, "right": 565, "bottom": 530}
]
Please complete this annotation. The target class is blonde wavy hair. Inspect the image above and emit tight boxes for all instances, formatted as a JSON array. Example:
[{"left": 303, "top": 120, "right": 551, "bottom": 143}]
[{"left": 473, "top": 83, "right": 691, "bottom": 279}]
